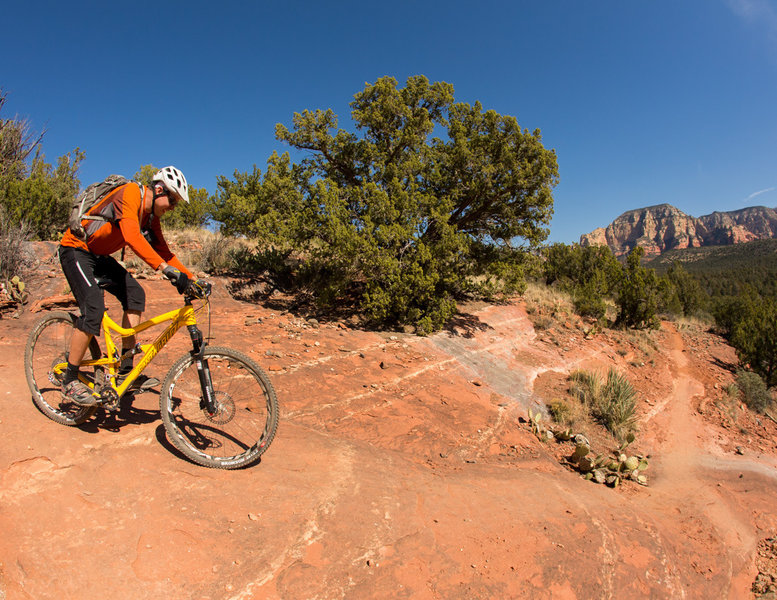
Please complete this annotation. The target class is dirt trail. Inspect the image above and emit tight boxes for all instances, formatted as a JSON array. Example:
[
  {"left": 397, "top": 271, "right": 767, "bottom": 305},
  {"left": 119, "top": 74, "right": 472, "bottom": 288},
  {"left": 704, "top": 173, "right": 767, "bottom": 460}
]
[
  {"left": 643, "top": 324, "right": 763, "bottom": 597},
  {"left": 1, "top": 275, "right": 776, "bottom": 599}
]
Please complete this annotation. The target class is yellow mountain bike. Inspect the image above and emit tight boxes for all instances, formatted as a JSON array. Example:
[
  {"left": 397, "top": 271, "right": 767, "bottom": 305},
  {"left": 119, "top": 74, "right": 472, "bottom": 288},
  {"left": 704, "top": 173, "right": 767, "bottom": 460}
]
[{"left": 24, "top": 280, "right": 279, "bottom": 469}]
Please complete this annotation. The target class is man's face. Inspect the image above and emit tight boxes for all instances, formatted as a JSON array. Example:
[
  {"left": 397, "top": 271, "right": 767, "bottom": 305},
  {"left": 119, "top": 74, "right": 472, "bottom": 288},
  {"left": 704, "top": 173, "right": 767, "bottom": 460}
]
[{"left": 154, "top": 185, "right": 180, "bottom": 216}]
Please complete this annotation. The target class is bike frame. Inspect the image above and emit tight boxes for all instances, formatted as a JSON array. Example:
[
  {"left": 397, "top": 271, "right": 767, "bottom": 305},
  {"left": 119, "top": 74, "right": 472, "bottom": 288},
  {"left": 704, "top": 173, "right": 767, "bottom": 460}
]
[
  {"left": 55, "top": 300, "right": 213, "bottom": 405},
  {"left": 91, "top": 304, "right": 199, "bottom": 397}
]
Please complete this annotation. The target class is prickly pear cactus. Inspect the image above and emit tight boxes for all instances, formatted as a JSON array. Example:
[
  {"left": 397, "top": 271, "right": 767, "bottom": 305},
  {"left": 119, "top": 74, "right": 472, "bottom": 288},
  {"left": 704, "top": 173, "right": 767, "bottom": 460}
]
[
  {"left": 5, "top": 276, "right": 29, "bottom": 305},
  {"left": 528, "top": 408, "right": 547, "bottom": 441},
  {"left": 577, "top": 456, "right": 596, "bottom": 472},
  {"left": 529, "top": 406, "right": 650, "bottom": 489},
  {"left": 571, "top": 443, "right": 590, "bottom": 462},
  {"left": 568, "top": 438, "right": 650, "bottom": 489}
]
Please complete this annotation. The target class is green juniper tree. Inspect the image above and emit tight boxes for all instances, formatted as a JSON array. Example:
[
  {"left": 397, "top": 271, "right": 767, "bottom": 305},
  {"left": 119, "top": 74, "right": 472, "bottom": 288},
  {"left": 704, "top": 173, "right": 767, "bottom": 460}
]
[
  {"left": 614, "top": 246, "right": 667, "bottom": 330},
  {"left": 215, "top": 76, "right": 559, "bottom": 332},
  {"left": 665, "top": 262, "right": 707, "bottom": 317},
  {"left": 542, "top": 243, "right": 621, "bottom": 321},
  {"left": 729, "top": 292, "right": 777, "bottom": 387}
]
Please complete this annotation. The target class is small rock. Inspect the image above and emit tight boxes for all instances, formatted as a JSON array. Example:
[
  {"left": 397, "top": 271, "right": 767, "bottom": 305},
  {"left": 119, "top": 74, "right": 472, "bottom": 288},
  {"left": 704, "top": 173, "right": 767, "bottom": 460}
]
[
  {"left": 736, "top": 446, "right": 745, "bottom": 455},
  {"left": 248, "top": 513, "right": 260, "bottom": 521}
]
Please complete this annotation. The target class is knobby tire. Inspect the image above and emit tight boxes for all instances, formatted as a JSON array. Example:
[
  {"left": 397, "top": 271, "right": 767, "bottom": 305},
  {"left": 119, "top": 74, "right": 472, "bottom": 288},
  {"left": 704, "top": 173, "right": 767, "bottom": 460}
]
[
  {"left": 160, "top": 346, "right": 279, "bottom": 469},
  {"left": 24, "top": 311, "right": 102, "bottom": 426}
]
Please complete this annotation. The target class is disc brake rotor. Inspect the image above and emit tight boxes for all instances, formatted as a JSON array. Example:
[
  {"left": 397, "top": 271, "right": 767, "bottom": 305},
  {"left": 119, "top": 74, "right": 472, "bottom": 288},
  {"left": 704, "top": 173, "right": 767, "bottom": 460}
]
[{"left": 204, "top": 391, "right": 235, "bottom": 424}]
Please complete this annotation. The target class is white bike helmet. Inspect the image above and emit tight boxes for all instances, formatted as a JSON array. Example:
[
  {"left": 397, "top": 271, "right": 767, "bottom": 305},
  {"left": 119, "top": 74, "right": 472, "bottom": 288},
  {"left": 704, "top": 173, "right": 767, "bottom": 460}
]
[{"left": 153, "top": 166, "right": 190, "bottom": 204}]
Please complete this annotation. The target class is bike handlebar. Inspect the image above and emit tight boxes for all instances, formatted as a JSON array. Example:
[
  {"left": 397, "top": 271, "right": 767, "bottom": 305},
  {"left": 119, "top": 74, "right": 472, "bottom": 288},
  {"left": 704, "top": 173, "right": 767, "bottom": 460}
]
[{"left": 184, "top": 279, "right": 212, "bottom": 302}]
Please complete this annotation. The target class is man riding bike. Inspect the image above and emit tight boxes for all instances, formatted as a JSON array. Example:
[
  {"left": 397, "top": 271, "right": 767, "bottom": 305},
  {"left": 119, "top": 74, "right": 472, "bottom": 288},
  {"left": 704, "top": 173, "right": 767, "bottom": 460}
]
[{"left": 58, "top": 166, "right": 198, "bottom": 407}]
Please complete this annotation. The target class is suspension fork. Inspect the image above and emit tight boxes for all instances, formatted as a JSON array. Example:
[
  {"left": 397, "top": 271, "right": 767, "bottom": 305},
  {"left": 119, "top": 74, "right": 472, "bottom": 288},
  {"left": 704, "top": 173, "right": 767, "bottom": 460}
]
[{"left": 188, "top": 325, "right": 217, "bottom": 413}]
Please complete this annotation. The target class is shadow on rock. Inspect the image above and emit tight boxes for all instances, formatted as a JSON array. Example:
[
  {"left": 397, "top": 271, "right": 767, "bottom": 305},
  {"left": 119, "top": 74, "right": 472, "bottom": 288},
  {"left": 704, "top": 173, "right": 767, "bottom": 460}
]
[
  {"left": 712, "top": 356, "right": 739, "bottom": 374},
  {"left": 226, "top": 274, "right": 363, "bottom": 329},
  {"left": 443, "top": 312, "right": 493, "bottom": 338},
  {"left": 78, "top": 394, "right": 160, "bottom": 433}
]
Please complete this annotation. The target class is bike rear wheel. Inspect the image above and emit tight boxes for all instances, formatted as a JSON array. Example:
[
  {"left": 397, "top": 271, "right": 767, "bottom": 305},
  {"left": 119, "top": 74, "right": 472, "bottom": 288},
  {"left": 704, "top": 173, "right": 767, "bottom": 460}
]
[
  {"left": 24, "top": 311, "right": 102, "bottom": 426},
  {"left": 160, "top": 346, "right": 279, "bottom": 469}
]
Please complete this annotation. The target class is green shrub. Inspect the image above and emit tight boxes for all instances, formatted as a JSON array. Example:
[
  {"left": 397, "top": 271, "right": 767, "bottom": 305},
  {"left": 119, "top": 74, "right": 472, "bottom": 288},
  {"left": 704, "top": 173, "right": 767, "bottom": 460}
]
[
  {"left": 570, "top": 369, "right": 604, "bottom": 407},
  {"left": 570, "top": 368, "right": 638, "bottom": 442},
  {"left": 547, "top": 399, "right": 573, "bottom": 425},
  {"left": 735, "top": 369, "right": 772, "bottom": 414},
  {"left": 599, "top": 369, "right": 639, "bottom": 441},
  {"left": 573, "top": 278, "right": 607, "bottom": 320}
]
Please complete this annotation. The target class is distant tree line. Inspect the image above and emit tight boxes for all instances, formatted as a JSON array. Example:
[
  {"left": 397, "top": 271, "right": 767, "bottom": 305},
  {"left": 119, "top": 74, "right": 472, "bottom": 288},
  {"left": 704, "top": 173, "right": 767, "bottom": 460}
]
[{"left": 542, "top": 241, "right": 776, "bottom": 388}]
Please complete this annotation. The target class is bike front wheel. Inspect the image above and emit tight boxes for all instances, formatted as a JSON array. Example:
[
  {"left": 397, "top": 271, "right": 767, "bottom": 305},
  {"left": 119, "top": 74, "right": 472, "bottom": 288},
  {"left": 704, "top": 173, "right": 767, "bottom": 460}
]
[
  {"left": 24, "top": 311, "right": 102, "bottom": 426},
  {"left": 160, "top": 346, "right": 279, "bottom": 469}
]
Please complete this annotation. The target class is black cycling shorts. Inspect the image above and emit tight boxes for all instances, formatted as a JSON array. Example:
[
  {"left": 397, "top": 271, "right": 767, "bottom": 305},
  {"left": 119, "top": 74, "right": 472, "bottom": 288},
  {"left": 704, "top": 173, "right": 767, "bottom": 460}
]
[{"left": 58, "top": 246, "right": 146, "bottom": 336}]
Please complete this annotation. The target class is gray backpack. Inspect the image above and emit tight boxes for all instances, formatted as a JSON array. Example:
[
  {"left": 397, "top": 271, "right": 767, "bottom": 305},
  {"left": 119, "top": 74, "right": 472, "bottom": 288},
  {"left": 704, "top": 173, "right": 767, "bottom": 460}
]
[{"left": 68, "top": 175, "right": 143, "bottom": 240}]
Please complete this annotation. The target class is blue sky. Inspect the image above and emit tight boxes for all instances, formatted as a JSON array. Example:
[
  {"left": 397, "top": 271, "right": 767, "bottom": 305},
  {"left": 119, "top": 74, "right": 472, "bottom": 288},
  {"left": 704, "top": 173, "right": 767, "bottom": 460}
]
[{"left": 2, "top": 0, "right": 776, "bottom": 243}]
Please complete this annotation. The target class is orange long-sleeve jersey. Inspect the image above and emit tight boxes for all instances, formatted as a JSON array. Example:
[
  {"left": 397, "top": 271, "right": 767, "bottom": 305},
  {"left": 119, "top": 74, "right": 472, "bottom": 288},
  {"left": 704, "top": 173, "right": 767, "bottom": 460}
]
[{"left": 60, "top": 183, "right": 193, "bottom": 277}]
